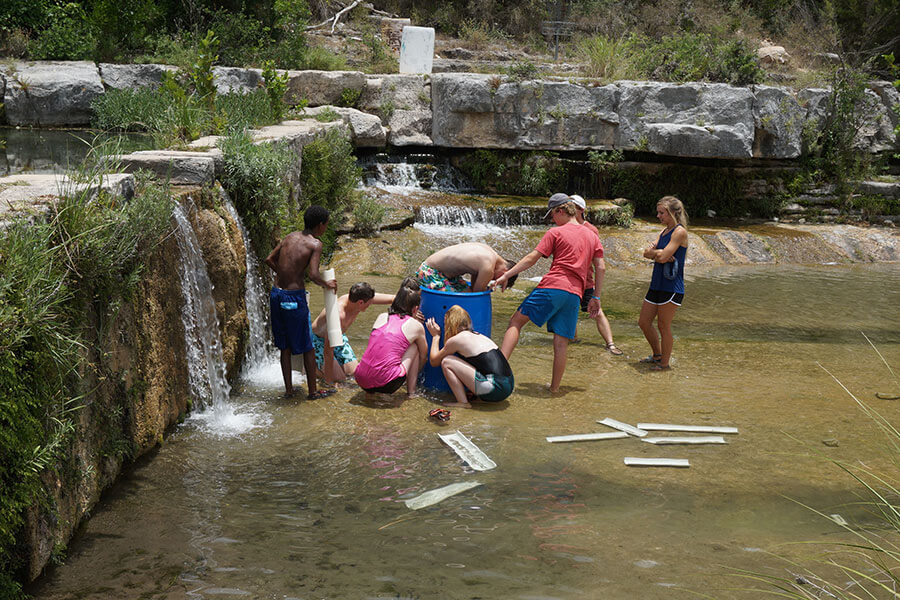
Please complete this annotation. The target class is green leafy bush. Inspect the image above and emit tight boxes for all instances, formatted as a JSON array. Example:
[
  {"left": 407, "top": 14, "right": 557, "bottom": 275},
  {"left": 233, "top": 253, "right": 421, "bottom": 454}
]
[
  {"left": 29, "top": 2, "right": 96, "bottom": 60},
  {"left": 300, "top": 127, "right": 361, "bottom": 219},
  {"left": 0, "top": 159, "right": 171, "bottom": 596},
  {"left": 219, "top": 129, "right": 298, "bottom": 256},
  {"left": 352, "top": 192, "right": 386, "bottom": 235},
  {"left": 313, "top": 107, "right": 341, "bottom": 122},
  {"left": 262, "top": 60, "right": 289, "bottom": 121}
]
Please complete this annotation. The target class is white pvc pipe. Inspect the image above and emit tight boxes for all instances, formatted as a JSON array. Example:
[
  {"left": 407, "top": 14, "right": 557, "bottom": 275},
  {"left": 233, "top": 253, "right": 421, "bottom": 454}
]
[{"left": 322, "top": 268, "right": 343, "bottom": 347}]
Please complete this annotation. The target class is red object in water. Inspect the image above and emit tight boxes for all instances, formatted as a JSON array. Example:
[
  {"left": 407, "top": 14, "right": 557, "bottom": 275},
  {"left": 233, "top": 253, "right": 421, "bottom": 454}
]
[{"left": 429, "top": 408, "right": 451, "bottom": 422}]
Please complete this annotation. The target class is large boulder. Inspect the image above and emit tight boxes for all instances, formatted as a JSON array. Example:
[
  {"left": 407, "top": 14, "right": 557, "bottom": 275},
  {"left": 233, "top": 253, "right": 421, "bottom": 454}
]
[
  {"left": 431, "top": 73, "right": 619, "bottom": 150},
  {"left": 99, "top": 63, "right": 177, "bottom": 90},
  {"left": 1, "top": 61, "right": 104, "bottom": 126},
  {"left": 798, "top": 85, "right": 899, "bottom": 154},
  {"left": 213, "top": 66, "right": 263, "bottom": 95},
  {"left": 617, "top": 82, "right": 755, "bottom": 158},
  {"left": 285, "top": 70, "right": 366, "bottom": 107},
  {"left": 304, "top": 106, "right": 387, "bottom": 147},
  {"left": 111, "top": 151, "right": 216, "bottom": 185},
  {"left": 752, "top": 85, "right": 803, "bottom": 158},
  {"left": 360, "top": 74, "right": 433, "bottom": 146}
]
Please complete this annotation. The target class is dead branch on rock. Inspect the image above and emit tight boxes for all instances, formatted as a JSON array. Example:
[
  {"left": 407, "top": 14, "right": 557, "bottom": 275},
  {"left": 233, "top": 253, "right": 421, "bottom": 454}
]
[{"left": 305, "top": 0, "right": 362, "bottom": 33}]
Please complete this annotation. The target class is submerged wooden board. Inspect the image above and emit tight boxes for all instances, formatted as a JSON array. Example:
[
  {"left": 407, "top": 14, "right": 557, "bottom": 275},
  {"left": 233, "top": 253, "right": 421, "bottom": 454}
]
[
  {"left": 641, "top": 436, "right": 727, "bottom": 445},
  {"left": 546, "top": 432, "right": 630, "bottom": 443},
  {"left": 598, "top": 418, "right": 648, "bottom": 437},
  {"left": 438, "top": 430, "right": 497, "bottom": 471},
  {"left": 405, "top": 481, "right": 482, "bottom": 510},
  {"left": 624, "top": 457, "right": 690, "bottom": 468},
  {"left": 637, "top": 423, "right": 738, "bottom": 434}
]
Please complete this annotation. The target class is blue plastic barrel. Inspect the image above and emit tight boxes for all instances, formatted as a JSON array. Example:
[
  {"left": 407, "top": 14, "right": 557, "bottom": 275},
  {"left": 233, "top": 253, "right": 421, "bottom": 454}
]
[{"left": 419, "top": 287, "right": 493, "bottom": 391}]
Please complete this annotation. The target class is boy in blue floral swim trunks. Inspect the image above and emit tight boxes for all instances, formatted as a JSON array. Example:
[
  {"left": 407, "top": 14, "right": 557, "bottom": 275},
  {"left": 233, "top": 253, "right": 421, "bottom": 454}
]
[{"left": 311, "top": 282, "right": 395, "bottom": 384}]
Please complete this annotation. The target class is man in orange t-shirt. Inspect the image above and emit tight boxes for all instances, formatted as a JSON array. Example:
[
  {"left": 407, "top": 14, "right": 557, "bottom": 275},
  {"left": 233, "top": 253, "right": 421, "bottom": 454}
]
[{"left": 493, "top": 193, "right": 604, "bottom": 393}]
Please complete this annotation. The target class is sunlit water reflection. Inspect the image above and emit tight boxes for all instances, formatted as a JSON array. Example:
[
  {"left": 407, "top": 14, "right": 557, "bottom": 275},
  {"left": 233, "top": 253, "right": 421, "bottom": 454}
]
[{"left": 31, "top": 262, "right": 900, "bottom": 599}]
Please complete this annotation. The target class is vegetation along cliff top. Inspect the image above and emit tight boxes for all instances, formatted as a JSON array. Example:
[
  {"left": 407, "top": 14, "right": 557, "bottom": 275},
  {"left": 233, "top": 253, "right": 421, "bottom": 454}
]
[{"left": 1, "top": 0, "right": 898, "bottom": 87}]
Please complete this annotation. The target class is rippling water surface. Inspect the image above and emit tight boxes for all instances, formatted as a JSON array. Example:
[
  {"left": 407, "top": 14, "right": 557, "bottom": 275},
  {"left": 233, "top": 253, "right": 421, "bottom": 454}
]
[{"left": 31, "top": 263, "right": 900, "bottom": 599}]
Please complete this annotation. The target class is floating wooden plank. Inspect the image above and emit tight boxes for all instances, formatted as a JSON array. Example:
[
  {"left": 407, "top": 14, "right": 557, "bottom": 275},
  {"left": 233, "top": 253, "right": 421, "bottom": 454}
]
[
  {"left": 438, "top": 430, "right": 497, "bottom": 471},
  {"left": 597, "top": 418, "right": 648, "bottom": 437},
  {"left": 641, "top": 436, "right": 727, "bottom": 445},
  {"left": 546, "top": 432, "right": 629, "bottom": 443},
  {"left": 405, "top": 481, "right": 482, "bottom": 510},
  {"left": 624, "top": 457, "right": 690, "bottom": 468},
  {"left": 637, "top": 423, "right": 738, "bottom": 434}
]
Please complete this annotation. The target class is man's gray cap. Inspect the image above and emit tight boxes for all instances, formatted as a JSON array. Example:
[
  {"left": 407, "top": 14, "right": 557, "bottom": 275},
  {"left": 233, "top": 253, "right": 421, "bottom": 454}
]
[{"left": 543, "top": 192, "right": 572, "bottom": 219}]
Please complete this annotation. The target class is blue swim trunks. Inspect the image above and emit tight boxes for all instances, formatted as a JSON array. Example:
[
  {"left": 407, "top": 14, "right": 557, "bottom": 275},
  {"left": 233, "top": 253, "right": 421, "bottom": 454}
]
[
  {"left": 313, "top": 333, "right": 358, "bottom": 370},
  {"left": 270, "top": 287, "right": 313, "bottom": 355},
  {"left": 518, "top": 288, "right": 580, "bottom": 340}
]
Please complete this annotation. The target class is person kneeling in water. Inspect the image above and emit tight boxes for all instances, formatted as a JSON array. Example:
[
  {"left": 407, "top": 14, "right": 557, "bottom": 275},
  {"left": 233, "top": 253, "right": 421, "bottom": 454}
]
[
  {"left": 354, "top": 282, "right": 427, "bottom": 399},
  {"left": 425, "top": 305, "right": 514, "bottom": 408}
]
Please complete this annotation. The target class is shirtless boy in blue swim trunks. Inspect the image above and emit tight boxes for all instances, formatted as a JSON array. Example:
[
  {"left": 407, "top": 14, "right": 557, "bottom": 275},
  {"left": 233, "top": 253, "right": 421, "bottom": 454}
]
[
  {"left": 310, "top": 282, "right": 395, "bottom": 384},
  {"left": 266, "top": 205, "right": 338, "bottom": 399}
]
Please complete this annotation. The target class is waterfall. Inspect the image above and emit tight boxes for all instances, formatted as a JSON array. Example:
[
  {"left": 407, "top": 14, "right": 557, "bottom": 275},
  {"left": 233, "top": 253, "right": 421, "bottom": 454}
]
[
  {"left": 359, "top": 153, "right": 471, "bottom": 193},
  {"left": 222, "top": 194, "right": 274, "bottom": 372},
  {"left": 173, "top": 202, "right": 264, "bottom": 435}
]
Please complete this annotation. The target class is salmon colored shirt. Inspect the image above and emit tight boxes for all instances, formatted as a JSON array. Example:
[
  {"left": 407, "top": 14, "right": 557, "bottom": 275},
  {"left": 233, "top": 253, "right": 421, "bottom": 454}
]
[{"left": 535, "top": 221, "right": 604, "bottom": 296}]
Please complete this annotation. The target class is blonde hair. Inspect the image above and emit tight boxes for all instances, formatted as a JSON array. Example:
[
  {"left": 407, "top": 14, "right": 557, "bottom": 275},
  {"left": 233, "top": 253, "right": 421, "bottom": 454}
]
[
  {"left": 443, "top": 305, "right": 472, "bottom": 340},
  {"left": 557, "top": 202, "right": 578, "bottom": 217},
  {"left": 658, "top": 195, "right": 688, "bottom": 227}
]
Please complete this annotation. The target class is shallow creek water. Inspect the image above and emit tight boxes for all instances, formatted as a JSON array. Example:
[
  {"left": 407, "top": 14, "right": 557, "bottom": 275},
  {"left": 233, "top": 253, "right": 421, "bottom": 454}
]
[{"left": 30, "top": 219, "right": 900, "bottom": 599}]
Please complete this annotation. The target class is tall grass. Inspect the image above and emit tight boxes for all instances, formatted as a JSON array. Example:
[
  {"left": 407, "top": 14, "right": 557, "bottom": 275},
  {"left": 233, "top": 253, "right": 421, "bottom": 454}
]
[
  {"left": 733, "top": 335, "right": 900, "bottom": 599},
  {"left": 0, "top": 154, "right": 173, "bottom": 597},
  {"left": 576, "top": 32, "right": 763, "bottom": 85}
]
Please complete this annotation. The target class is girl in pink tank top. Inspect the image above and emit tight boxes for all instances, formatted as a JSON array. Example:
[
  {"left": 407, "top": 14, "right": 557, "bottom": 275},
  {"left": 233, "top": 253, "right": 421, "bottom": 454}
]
[{"left": 354, "top": 281, "right": 426, "bottom": 395}]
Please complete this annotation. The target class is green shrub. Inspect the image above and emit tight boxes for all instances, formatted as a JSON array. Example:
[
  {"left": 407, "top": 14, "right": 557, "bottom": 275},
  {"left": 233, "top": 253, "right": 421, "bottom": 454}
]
[
  {"left": 205, "top": 8, "right": 268, "bottom": 66},
  {"left": 29, "top": 2, "right": 96, "bottom": 60},
  {"left": 300, "top": 127, "right": 361, "bottom": 219},
  {"left": 505, "top": 60, "right": 539, "bottom": 82},
  {"left": 300, "top": 46, "right": 348, "bottom": 71},
  {"left": 262, "top": 60, "right": 289, "bottom": 121},
  {"left": 338, "top": 87, "right": 362, "bottom": 108},
  {"left": 576, "top": 35, "right": 640, "bottom": 81},
  {"left": 313, "top": 107, "right": 341, "bottom": 122},
  {"left": 219, "top": 129, "right": 298, "bottom": 256},
  {"left": 352, "top": 192, "right": 386, "bottom": 235},
  {"left": 217, "top": 89, "right": 280, "bottom": 131},
  {"left": 360, "top": 24, "right": 398, "bottom": 74},
  {"left": 0, "top": 158, "right": 171, "bottom": 595}
]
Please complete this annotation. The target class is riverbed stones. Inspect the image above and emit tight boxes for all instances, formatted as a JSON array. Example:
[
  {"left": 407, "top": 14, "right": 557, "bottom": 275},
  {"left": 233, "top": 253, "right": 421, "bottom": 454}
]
[
  {"left": 1, "top": 61, "right": 104, "bottom": 126},
  {"left": 99, "top": 63, "right": 177, "bottom": 90},
  {"left": 285, "top": 70, "right": 366, "bottom": 107}
]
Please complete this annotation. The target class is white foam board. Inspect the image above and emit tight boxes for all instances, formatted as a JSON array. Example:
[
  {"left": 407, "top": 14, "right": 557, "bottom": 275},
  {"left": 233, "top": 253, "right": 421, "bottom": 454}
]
[
  {"left": 624, "top": 457, "right": 690, "bottom": 467},
  {"left": 637, "top": 423, "right": 738, "bottom": 434},
  {"left": 438, "top": 430, "right": 496, "bottom": 471},
  {"left": 598, "top": 418, "right": 648, "bottom": 437},
  {"left": 641, "top": 436, "right": 727, "bottom": 445},
  {"left": 547, "top": 432, "right": 629, "bottom": 443},
  {"left": 405, "top": 481, "right": 482, "bottom": 510}
]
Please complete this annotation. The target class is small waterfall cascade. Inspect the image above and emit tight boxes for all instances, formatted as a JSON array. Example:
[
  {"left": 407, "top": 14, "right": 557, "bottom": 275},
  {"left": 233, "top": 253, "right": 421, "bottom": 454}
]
[
  {"left": 416, "top": 205, "right": 542, "bottom": 227},
  {"left": 359, "top": 152, "right": 471, "bottom": 192},
  {"left": 173, "top": 202, "right": 266, "bottom": 435},
  {"left": 173, "top": 202, "right": 232, "bottom": 411},
  {"left": 222, "top": 194, "right": 274, "bottom": 372}
]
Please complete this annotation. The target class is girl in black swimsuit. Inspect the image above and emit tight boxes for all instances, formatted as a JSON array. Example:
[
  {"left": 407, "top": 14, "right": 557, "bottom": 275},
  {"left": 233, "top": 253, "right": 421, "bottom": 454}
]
[{"left": 425, "top": 305, "right": 514, "bottom": 407}]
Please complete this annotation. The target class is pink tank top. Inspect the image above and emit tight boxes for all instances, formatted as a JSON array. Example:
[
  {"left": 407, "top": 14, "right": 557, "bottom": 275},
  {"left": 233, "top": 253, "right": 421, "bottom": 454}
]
[{"left": 354, "top": 314, "right": 412, "bottom": 389}]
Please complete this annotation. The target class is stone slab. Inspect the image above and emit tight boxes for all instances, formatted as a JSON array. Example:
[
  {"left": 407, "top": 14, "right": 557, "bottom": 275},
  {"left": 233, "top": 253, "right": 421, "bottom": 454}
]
[{"left": 1, "top": 61, "right": 104, "bottom": 126}]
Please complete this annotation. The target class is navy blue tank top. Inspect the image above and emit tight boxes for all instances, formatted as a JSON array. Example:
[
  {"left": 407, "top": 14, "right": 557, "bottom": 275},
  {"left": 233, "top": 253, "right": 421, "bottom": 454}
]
[{"left": 649, "top": 224, "right": 686, "bottom": 294}]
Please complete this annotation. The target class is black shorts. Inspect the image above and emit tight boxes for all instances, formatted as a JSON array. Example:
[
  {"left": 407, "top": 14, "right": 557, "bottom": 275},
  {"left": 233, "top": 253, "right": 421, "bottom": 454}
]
[
  {"left": 580, "top": 288, "right": 595, "bottom": 312},
  {"left": 644, "top": 289, "right": 684, "bottom": 306},
  {"left": 362, "top": 375, "right": 406, "bottom": 394}
]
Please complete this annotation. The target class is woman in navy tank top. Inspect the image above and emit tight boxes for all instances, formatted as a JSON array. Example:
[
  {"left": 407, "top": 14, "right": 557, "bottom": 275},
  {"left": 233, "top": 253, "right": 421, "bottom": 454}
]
[{"left": 638, "top": 196, "right": 689, "bottom": 371}]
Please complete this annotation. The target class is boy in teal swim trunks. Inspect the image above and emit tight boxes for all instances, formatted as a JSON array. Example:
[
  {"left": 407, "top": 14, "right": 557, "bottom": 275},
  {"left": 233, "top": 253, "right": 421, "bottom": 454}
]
[
  {"left": 416, "top": 242, "right": 518, "bottom": 293},
  {"left": 310, "top": 282, "right": 395, "bottom": 384}
]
